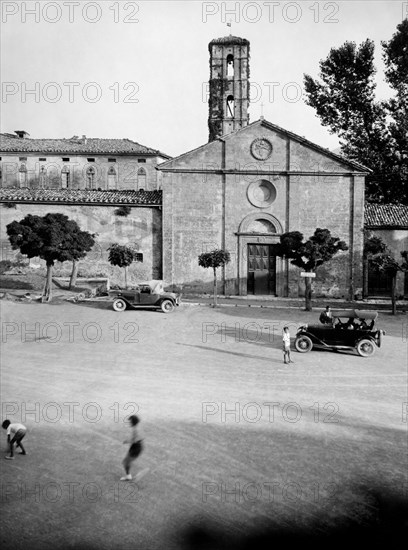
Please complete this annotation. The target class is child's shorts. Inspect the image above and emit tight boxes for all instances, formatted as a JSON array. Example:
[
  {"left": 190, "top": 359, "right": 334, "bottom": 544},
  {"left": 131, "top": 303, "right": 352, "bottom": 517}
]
[
  {"left": 128, "top": 440, "right": 143, "bottom": 458},
  {"left": 283, "top": 343, "right": 290, "bottom": 352},
  {"left": 10, "top": 429, "right": 26, "bottom": 445}
]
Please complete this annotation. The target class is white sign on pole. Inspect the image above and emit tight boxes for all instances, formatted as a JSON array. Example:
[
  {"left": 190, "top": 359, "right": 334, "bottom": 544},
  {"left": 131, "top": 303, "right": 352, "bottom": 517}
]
[{"left": 300, "top": 272, "right": 316, "bottom": 278}]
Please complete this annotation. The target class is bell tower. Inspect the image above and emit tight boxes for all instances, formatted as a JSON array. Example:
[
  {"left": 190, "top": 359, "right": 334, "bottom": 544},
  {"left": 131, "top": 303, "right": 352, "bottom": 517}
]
[{"left": 208, "top": 35, "right": 250, "bottom": 142}]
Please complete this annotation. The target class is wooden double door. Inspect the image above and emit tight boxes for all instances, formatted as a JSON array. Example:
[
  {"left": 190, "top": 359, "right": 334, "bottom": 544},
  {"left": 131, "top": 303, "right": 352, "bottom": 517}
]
[{"left": 247, "top": 244, "right": 278, "bottom": 295}]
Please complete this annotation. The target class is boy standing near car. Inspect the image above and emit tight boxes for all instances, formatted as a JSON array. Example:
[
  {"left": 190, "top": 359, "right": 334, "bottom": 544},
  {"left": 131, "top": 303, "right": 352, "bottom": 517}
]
[
  {"left": 282, "top": 326, "right": 294, "bottom": 364},
  {"left": 2, "top": 420, "right": 27, "bottom": 459}
]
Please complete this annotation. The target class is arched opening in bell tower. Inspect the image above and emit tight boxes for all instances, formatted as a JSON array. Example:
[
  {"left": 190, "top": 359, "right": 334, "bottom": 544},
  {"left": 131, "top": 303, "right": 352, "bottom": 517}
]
[
  {"left": 226, "top": 95, "right": 235, "bottom": 118},
  {"left": 226, "top": 54, "right": 234, "bottom": 77}
]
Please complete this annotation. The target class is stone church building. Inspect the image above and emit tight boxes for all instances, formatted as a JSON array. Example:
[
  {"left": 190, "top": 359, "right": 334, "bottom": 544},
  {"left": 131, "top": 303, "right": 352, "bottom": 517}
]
[
  {"left": 0, "top": 34, "right": 371, "bottom": 298},
  {"left": 159, "top": 35, "right": 368, "bottom": 298}
]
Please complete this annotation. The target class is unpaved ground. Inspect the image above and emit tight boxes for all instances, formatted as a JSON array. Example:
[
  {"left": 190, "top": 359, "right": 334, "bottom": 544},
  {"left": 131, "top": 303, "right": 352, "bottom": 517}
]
[{"left": 1, "top": 301, "right": 407, "bottom": 549}]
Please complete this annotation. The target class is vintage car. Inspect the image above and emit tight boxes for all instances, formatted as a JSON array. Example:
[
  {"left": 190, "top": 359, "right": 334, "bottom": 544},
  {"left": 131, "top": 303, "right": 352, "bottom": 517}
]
[
  {"left": 294, "top": 309, "right": 385, "bottom": 357},
  {"left": 109, "top": 280, "right": 181, "bottom": 313}
]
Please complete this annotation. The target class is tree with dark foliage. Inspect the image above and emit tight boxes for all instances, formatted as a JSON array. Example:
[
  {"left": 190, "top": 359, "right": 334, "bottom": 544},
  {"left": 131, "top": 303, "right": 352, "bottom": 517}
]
[
  {"left": 107, "top": 243, "right": 138, "bottom": 289},
  {"left": 6, "top": 213, "right": 95, "bottom": 301},
  {"left": 276, "top": 229, "right": 348, "bottom": 311},
  {"left": 304, "top": 20, "right": 408, "bottom": 204},
  {"left": 198, "top": 249, "right": 231, "bottom": 307}
]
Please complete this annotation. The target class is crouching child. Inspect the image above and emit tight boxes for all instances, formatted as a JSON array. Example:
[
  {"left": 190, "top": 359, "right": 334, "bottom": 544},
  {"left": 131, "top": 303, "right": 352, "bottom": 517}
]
[{"left": 2, "top": 420, "right": 27, "bottom": 459}]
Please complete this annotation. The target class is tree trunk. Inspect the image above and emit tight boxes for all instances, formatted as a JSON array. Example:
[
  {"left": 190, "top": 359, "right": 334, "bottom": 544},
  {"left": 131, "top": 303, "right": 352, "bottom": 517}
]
[
  {"left": 69, "top": 260, "right": 79, "bottom": 289},
  {"left": 42, "top": 262, "right": 53, "bottom": 302},
  {"left": 213, "top": 267, "right": 217, "bottom": 307},
  {"left": 304, "top": 276, "right": 312, "bottom": 311},
  {"left": 391, "top": 274, "right": 397, "bottom": 315},
  {"left": 124, "top": 266, "right": 128, "bottom": 289},
  {"left": 363, "top": 258, "right": 369, "bottom": 298}
]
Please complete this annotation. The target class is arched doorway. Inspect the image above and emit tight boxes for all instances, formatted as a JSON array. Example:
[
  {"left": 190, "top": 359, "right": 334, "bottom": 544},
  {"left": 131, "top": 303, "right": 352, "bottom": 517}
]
[{"left": 237, "top": 213, "right": 283, "bottom": 296}]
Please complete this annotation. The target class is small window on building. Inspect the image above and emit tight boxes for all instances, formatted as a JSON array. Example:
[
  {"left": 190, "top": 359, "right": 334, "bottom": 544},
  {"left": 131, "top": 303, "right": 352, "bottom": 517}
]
[
  {"left": 39, "top": 157, "right": 47, "bottom": 162},
  {"left": 107, "top": 166, "right": 117, "bottom": 190},
  {"left": 62, "top": 157, "right": 70, "bottom": 162},
  {"left": 39, "top": 165, "right": 47, "bottom": 188},
  {"left": 87, "top": 158, "right": 95, "bottom": 162},
  {"left": 61, "top": 166, "right": 70, "bottom": 189},
  {"left": 86, "top": 166, "right": 96, "bottom": 189},
  {"left": 18, "top": 163, "right": 27, "bottom": 187},
  {"left": 138, "top": 159, "right": 146, "bottom": 163},
  {"left": 134, "top": 253, "right": 143, "bottom": 263},
  {"left": 108, "top": 158, "right": 117, "bottom": 163},
  {"left": 19, "top": 157, "right": 27, "bottom": 161},
  {"left": 137, "top": 167, "right": 147, "bottom": 191},
  {"left": 226, "top": 95, "right": 234, "bottom": 117},
  {"left": 227, "top": 54, "right": 234, "bottom": 77}
]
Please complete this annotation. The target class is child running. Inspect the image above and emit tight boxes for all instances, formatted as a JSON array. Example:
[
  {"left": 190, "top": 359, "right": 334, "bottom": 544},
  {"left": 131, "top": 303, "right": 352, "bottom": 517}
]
[
  {"left": 121, "top": 415, "right": 143, "bottom": 481},
  {"left": 2, "top": 420, "right": 27, "bottom": 459}
]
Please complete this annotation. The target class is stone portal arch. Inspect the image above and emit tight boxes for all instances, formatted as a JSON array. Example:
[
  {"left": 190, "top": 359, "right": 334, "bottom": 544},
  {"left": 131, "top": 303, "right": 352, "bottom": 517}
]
[
  {"left": 238, "top": 212, "right": 283, "bottom": 234},
  {"left": 236, "top": 213, "right": 285, "bottom": 297}
]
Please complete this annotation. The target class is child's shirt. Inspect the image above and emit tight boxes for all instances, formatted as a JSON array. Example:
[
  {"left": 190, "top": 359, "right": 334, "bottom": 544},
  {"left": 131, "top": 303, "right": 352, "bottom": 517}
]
[
  {"left": 7, "top": 423, "right": 26, "bottom": 436},
  {"left": 127, "top": 425, "right": 142, "bottom": 444},
  {"left": 282, "top": 332, "right": 290, "bottom": 345}
]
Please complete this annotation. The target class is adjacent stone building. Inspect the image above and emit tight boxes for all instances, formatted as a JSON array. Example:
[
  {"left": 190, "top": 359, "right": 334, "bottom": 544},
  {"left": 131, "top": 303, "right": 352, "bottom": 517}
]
[
  {"left": 0, "top": 133, "right": 168, "bottom": 278},
  {"left": 0, "top": 132, "right": 169, "bottom": 191},
  {"left": 364, "top": 203, "right": 408, "bottom": 297}
]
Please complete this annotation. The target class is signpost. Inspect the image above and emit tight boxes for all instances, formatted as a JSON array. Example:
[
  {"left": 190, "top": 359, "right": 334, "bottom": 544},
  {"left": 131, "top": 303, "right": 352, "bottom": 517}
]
[{"left": 300, "top": 272, "right": 316, "bottom": 278}]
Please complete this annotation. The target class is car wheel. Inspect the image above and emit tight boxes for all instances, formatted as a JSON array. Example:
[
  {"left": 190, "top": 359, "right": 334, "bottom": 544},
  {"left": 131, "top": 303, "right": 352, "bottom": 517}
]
[
  {"left": 161, "top": 299, "right": 175, "bottom": 313},
  {"left": 356, "top": 339, "right": 375, "bottom": 357},
  {"left": 112, "top": 298, "right": 127, "bottom": 312},
  {"left": 295, "top": 335, "right": 313, "bottom": 353}
]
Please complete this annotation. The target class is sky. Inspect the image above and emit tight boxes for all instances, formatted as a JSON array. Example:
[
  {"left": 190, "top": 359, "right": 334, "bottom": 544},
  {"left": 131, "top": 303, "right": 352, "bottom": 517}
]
[{"left": 1, "top": 0, "right": 406, "bottom": 157}]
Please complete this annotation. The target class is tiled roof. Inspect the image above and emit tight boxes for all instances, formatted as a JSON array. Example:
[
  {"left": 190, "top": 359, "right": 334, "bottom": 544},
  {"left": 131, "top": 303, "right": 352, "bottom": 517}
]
[
  {"left": 365, "top": 203, "right": 408, "bottom": 228},
  {"left": 0, "top": 133, "right": 170, "bottom": 158},
  {"left": 0, "top": 188, "right": 162, "bottom": 206},
  {"left": 209, "top": 35, "right": 249, "bottom": 46}
]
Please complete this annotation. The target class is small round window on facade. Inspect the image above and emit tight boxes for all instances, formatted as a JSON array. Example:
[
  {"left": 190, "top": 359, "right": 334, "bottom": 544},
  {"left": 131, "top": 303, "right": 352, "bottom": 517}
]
[{"left": 247, "top": 179, "right": 277, "bottom": 208}]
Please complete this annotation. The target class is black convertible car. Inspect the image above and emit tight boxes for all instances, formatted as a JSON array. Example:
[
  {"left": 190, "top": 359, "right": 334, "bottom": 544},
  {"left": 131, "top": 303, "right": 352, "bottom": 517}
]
[{"left": 294, "top": 309, "right": 384, "bottom": 357}]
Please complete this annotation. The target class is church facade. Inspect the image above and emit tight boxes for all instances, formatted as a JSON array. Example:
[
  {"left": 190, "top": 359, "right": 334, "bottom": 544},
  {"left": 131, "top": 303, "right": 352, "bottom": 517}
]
[{"left": 159, "top": 35, "right": 368, "bottom": 298}]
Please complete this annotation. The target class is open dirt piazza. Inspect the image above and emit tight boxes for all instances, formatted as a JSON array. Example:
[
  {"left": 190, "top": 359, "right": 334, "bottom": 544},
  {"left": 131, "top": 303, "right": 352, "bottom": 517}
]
[{"left": 1, "top": 298, "right": 407, "bottom": 549}]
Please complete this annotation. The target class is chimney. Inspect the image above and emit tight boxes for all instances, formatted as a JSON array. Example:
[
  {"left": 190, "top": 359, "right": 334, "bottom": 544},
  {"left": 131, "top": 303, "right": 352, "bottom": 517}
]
[
  {"left": 82, "top": 135, "right": 87, "bottom": 145},
  {"left": 15, "top": 130, "right": 30, "bottom": 139}
]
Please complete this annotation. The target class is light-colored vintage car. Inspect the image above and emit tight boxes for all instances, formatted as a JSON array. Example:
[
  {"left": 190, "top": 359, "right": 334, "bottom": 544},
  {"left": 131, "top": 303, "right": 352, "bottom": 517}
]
[{"left": 109, "top": 280, "right": 181, "bottom": 313}]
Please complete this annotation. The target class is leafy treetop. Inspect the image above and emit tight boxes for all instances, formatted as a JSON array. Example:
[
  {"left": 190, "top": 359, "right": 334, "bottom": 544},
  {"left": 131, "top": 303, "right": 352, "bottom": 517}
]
[
  {"left": 277, "top": 229, "right": 349, "bottom": 271},
  {"left": 6, "top": 213, "right": 95, "bottom": 266}
]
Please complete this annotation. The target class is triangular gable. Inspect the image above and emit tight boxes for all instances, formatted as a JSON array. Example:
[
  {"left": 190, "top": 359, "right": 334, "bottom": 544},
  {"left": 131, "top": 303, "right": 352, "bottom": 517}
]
[
  {"left": 157, "top": 118, "right": 371, "bottom": 174},
  {"left": 256, "top": 119, "right": 370, "bottom": 173},
  {"left": 157, "top": 138, "right": 223, "bottom": 171}
]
